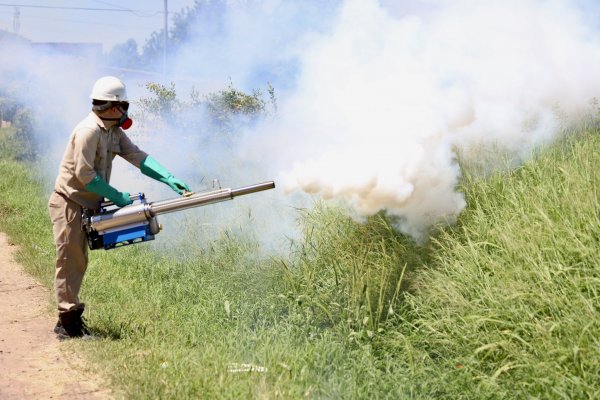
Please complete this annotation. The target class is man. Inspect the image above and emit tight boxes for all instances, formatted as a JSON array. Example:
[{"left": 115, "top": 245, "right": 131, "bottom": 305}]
[{"left": 48, "top": 76, "right": 190, "bottom": 339}]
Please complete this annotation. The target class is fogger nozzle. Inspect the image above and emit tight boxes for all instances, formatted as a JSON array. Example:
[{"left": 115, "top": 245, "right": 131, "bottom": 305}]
[
  {"left": 150, "top": 181, "right": 275, "bottom": 215},
  {"left": 89, "top": 181, "right": 276, "bottom": 233}
]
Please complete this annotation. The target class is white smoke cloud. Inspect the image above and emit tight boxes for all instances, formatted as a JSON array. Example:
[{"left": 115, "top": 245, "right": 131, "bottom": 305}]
[{"left": 241, "top": 0, "right": 600, "bottom": 239}]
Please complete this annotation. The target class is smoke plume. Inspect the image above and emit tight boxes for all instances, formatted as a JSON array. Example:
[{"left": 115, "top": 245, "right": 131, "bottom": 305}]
[{"left": 237, "top": 0, "right": 600, "bottom": 239}]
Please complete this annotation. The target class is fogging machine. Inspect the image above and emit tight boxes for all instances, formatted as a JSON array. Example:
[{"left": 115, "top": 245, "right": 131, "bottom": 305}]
[{"left": 82, "top": 180, "right": 275, "bottom": 250}]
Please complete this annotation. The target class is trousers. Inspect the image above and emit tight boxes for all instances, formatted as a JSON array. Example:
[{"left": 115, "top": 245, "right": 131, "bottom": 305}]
[{"left": 48, "top": 191, "right": 88, "bottom": 313}]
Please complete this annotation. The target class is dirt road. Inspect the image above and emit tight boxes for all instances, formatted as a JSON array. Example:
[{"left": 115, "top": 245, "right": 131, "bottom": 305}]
[{"left": 0, "top": 232, "right": 112, "bottom": 399}]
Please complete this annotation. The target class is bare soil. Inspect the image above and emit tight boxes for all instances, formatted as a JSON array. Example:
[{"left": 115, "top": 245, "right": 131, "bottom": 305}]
[{"left": 0, "top": 232, "right": 113, "bottom": 399}]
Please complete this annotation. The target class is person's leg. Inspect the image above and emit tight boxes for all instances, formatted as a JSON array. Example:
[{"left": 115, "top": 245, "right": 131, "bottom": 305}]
[{"left": 48, "top": 192, "right": 89, "bottom": 338}]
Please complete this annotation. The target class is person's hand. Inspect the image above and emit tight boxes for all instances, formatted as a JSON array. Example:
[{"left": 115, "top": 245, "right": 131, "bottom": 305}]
[
  {"left": 166, "top": 177, "right": 191, "bottom": 195},
  {"left": 85, "top": 175, "right": 132, "bottom": 207},
  {"left": 112, "top": 191, "right": 132, "bottom": 207},
  {"left": 141, "top": 156, "right": 191, "bottom": 195}
]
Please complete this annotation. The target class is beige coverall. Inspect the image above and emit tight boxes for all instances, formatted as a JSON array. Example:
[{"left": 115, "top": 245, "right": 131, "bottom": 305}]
[{"left": 48, "top": 112, "right": 147, "bottom": 313}]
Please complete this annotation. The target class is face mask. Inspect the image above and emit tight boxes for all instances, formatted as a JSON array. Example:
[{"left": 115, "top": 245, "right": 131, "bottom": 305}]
[
  {"left": 118, "top": 111, "right": 133, "bottom": 130},
  {"left": 100, "top": 105, "right": 133, "bottom": 130}
]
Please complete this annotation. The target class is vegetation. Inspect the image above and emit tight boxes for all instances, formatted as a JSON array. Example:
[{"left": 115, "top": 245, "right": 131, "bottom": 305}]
[
  {"left": 107, "top": 1, "right": 225, "bottom": 72},
  {"left": 0, "top": 98, "right": 36, "bottom": 161},
  {"left": 136, "top": 80, "right": 272, "bottom": 123},
  {"left": 106, "top": 39, "right": 141, "bottom": 70},
  {"left": 133, "top": 81, "right": 274, "bottom": 154},
  {"left": 1, "top": 115, "right": 598, "bottom": 398},
  {"left": 138, "top": 1, "right": 220, "bottom": 71}
]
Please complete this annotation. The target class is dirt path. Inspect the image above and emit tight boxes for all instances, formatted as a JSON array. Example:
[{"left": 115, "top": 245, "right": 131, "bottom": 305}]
[{"left": 0, "top": 232, "right": 113, "bottom": 399}]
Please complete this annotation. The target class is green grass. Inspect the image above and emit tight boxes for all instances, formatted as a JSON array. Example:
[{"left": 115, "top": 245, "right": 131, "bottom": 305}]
[
  {"left": 404, "top": 127, "right": 600, "bottom": 397},
  {"left": 0, "top": 124, "right": 598, "bottom": 398},
  {"left": 0, "top": 127, "right": 55, "bottom": 288}
]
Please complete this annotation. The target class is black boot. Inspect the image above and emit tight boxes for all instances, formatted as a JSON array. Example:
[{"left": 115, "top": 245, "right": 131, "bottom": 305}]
[
  {"left": 74, "top": 307, "right": 91, "bottom": 336},
  {"left": 55, "top": 308, "right": 90, "bottom": 339}
]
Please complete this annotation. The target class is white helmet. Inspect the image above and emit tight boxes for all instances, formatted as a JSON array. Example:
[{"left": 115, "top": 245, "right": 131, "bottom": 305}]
[{"left": 90, "top": 76, "right": 128, "bottom": 102}]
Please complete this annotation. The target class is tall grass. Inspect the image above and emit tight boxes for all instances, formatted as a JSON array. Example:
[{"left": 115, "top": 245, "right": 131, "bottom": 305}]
[
  {"left": 0, "top": 124, "right": 598, "bottom": 398},
  {"left": 381, "top": 126, "right": 600, "bottom": 398},
  {"left": 280, "top": 204, "right": 419, "bottom": 337},
  {"left": 0, "top": 127, "right": 55, "bottom": 288}
]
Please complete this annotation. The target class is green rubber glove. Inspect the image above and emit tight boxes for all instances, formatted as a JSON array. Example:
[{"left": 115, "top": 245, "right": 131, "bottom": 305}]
[
  {"left": 140, "top": 155, "right": 191, "bottom": 195},
  {"left": 85, "top": 175, "right": 132, "bottom": 207}
]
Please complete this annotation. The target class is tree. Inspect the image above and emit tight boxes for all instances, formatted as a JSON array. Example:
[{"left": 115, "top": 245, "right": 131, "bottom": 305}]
[
  {"left": 106, "top": 38, "right": 141, "bottom": 69},
  {"left": 140, "top": 1, "right": 227, "bottom": 72}
]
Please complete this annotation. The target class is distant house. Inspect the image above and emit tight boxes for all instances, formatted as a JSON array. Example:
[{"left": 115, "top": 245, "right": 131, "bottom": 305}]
[
  {"left": 0, "top": 29, "right": 30, "bottom": 49},
  {"left": 0, "top": 29, "right": 102, "bottom": 60}
]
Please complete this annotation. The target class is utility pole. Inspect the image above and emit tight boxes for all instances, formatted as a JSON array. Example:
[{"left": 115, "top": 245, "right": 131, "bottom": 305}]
[
  {"left": 163, "top": 0, "right": 168, "bottom": 76},
  {"left": 13, "top": 7, "right": 20, "bottom": 34}
]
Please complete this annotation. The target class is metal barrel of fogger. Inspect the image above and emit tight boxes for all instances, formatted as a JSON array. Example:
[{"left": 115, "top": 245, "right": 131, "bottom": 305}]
[{"left": 89, "top": 181, "right": 275, "bottom": 232}]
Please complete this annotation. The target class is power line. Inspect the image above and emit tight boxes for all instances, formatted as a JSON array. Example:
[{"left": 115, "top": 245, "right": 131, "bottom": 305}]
[
  {"left": 0, "top": 3, "right": 161, "bottom": 15},
  {"left": 90, "top": 0, "right": 166, "bottom": 18},
  {"left": 91, "top": 0, "right": 138, "bottom": 12},
  {"left": 15, "top": 12, "right": 158, "bottom": 31}
]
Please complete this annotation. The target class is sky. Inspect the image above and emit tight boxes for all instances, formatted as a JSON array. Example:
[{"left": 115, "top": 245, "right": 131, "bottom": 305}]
[{"left": 0, "top": 0, "right": 196, "bottom": 52}]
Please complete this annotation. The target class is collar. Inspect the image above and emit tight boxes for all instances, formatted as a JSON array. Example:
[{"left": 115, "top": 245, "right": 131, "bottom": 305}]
[{"left": 90, "top": 111, "right": 117, "bottom": 131}]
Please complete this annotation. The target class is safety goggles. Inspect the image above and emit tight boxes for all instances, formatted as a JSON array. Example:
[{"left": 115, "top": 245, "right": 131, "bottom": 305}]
[{"left": 115, "top": 102, "right": 129, "bottom": 111}]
